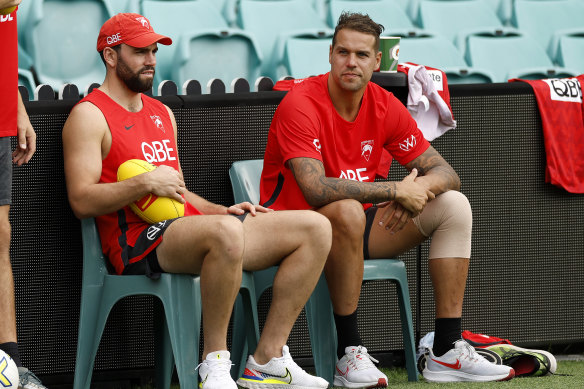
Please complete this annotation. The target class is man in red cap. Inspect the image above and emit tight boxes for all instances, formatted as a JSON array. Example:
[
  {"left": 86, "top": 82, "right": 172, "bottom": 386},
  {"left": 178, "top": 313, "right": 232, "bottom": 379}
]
[{"left": 63, "top": 13, "right": 332, "bottom": 389}]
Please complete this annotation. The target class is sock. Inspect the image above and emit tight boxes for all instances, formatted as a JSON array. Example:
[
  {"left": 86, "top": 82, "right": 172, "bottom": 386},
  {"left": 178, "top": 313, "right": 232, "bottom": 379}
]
[
  {"left": 433, "top": 318, "right": 462, "bottom": 357},
  {"left": 334, "top": 310, "right": 363, "bottom": 359},
  {"left": 0, "top": 342, "right": 22, "bottom": 367}
]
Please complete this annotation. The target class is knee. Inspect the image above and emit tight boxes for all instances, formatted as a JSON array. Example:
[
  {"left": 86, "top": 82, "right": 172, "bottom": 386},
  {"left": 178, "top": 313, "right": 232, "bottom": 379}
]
[
  {"left": 325, "top": 199, "right": 366, "bottom": 238},
  {"left": 438, "top": 191, "right": 472, "bottom": 229},
  {"left": 208, "top": 217, "right": 245, "bottom": 265},
  {"left": 300, "top": 211, "right": 332, "bottom": 256}
]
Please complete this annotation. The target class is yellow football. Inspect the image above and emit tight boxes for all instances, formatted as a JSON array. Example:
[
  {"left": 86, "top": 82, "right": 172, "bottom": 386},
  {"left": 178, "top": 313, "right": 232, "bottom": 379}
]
[
  {"left": 0, "top": 6, "right": 16, "bottom": 15},
  {"left": 117, "top": 159, "right": 184, "bottom": 224}
]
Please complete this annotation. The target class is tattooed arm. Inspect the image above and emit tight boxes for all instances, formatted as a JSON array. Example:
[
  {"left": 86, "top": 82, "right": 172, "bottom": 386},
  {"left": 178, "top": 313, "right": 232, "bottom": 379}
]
[
  {"left": 288, "top": 157, "right": 433, "bottom": 215},
  {"left": 405, "top": 146, "right": 460, "bottom": 195}
]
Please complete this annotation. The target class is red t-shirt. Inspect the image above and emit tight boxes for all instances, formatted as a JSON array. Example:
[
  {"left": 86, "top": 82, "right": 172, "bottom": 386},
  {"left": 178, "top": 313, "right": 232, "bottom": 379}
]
[
  {"left": 510, "top": 76, "right": 584, "bottom": 193},
  {"left": 79, "top": 89, "right": 202, "bottom": 274},
  {"left": 0, "top": 7, "right": 18, "bottom": 137},
  {"left": 260, "top": 73, "right": 430, "bottom": 210}
]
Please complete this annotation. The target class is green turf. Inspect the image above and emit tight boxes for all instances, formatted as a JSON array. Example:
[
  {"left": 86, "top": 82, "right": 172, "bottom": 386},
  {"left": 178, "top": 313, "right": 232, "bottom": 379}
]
[{"left": 159, "top": 359, "right": 584, "bottom": 388}]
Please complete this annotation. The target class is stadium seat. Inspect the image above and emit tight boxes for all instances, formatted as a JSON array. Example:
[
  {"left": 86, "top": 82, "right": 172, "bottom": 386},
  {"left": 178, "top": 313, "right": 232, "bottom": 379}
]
[
  {"left": 511, "top": 0, "right": 584, "bottom": 59},
  {"left": 237, "top": 0, "right": 332, "bottom": 80},
  {"left": 141, "top": 0, "right": 231, "bottom": 87},
  {"left": 463, "top": 30, "right": 579, "bottom": 82},
  {"left": 556, "top": 34, "right": 584, "bottom": 73},
  {"left": 399, "top": 33, "right": 495, "bottom": 83},
  {"left": 18, "top": 68, "right": 37, "bottom": 97},
  {"left": 22, "top": 0, "right": 112, "bottom": 91},
  {"left": 272, "top": 33, "right": 331, "bottom": 80},
  {"left": 229, "top": 159, "right": 418, "bottom": 383},
  {"left": 327, "top": 0, "right": 418, "bottom": 35},
  {"left": 416, "top": 0, "right": 505, "bottom": 45},
  {"left": 170, "top": 29, "right": 262, "bottom": 90},
  {"left": 75, "top": 218, "right": 260, "bottom": 389}
]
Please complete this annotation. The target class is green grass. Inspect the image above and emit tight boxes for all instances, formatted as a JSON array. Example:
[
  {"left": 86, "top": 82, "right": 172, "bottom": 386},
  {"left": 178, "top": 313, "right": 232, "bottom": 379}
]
[
  {"left": 156, "top": 359, "right": 584, "bottom": 388},
  {"left": 369, "top": 360, "right": 584, "bottom": 389}
]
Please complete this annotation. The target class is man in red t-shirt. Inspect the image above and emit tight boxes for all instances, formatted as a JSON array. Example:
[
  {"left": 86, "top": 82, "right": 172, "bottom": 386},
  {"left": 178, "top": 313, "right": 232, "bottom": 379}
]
[
  {"left": 63, "top": 13, "right": 332, "bottom": 389},
  {"left": 261, "top": 12, "right": 514, "bottom": 386},
  {"left": 0, "top": 1, "right": 43, "bottom": 388}
]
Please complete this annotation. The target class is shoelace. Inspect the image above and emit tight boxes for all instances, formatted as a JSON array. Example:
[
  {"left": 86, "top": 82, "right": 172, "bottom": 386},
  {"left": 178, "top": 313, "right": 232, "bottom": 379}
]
[
  {"left": 459, "top": 342, "right": 483, "bottom": 363},
  {"left": 349, "top": 346, "right": 379, "bottom": 370}
]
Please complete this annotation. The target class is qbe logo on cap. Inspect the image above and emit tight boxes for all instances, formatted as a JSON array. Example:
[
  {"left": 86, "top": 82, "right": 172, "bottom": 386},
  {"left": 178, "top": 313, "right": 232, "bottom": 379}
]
[{"left": 544, "top": 78, "right": 582, "bottom": 103}]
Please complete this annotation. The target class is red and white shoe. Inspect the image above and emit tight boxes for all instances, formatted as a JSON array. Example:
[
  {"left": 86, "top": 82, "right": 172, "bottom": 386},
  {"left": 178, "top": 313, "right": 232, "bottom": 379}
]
[
  {"left": 333, "top": 346, "right": 388, "bottom": 388},
  {"left": 423, "top": 340, "right": 515, "bottom": 382}
]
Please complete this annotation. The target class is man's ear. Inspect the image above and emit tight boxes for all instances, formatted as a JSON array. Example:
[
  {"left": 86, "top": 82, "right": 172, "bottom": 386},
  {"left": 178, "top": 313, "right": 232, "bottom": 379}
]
[{"left": 103, "top": 46, "right": 118, "bottom": 68}]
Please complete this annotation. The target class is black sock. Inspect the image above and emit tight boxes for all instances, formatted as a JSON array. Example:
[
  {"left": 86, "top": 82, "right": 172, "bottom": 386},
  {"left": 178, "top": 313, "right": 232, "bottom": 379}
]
[
  {"left": 334, "top": 310, "right": 363, "bottom": 359},
  {"left": 433, "top": 318, "right": 462, "bottom": 357},
  {"left": 0, "top": 342, "right": 22, "bottom": 367}
]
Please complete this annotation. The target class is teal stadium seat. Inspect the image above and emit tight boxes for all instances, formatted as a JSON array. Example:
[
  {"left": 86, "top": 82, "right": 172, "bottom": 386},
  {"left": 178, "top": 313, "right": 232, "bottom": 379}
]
[
  {"left": 237, "top": 0, "right": 332, "bottom": 80},
  {"left": 276, "top": 33, "right": 332, "bottom": 79},
  {"left": 18, "top": 68, "right": 37, "bottom": 97},
  {"left": 463, "top": 30, "right": 579, "bottom": 82},
  {"left": 416, "top": 0, "right": 506, "bottom": 46},
  {"left": 511, "top": 0, "right": 584, "bottom": 59},
  {"left": 327, "top": 0, "right": 418, "bottom": 35},
  {"left": 171, "top": 30, "right": 262, "bottom": 90},
  {"left": 141, "top": 0, "right": 247, "bottom": 88},
  {"left": 229, "top": 159, "right": 419, "bottom": 383},
  {"left": 556, "top": 34, "right": 584, "bottom": 73},
  {"left": 75, "top": 217, "right": 260, "bottom": 389},
  {"left": 399, "top": 33, "right": 495, "bottom": 83},
  {"left": 22, "top": 0, "right": 112, "bottom": 91}
]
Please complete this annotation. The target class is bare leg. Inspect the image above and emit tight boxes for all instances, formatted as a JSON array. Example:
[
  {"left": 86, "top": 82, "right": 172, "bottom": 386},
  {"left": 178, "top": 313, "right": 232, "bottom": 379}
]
[
  {"left": 156, "top": 215, "right": 245, "bottom": 358},
  {"left": 240, "top": 210, "right": 331, "bottom": 364},
  {"left": 0, "top": 206, "right": 17, "bottom": 344},
  {"left": 316, "top": 200, "right": 366, "bottom": 315}
]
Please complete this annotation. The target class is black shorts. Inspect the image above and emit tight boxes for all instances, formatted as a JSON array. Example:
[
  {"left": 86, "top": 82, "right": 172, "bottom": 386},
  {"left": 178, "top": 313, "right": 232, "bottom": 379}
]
[
  {"left": 363, "top": 206, "right": 379, "bottom": 260},
  {"left": 0, "top": 138, "right": 12, "bottom": 206},
  {"left": 122, "top": 212, "right": 249, "bottom": 279}
]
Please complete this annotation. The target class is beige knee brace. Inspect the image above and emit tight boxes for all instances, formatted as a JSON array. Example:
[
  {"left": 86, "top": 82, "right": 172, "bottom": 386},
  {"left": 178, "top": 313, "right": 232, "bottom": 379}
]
[{"left": 412, "top": 190, "right": 472, "bottom": 259}]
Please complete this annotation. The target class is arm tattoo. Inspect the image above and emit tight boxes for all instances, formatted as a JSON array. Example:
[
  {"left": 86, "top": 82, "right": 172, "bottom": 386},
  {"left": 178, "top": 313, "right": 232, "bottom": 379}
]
[
  {"left": 406, "top": 146, "right": 460, "bottom": 192},
  {"left": 289, "top": 158, "right": 397, "bottom": 208}
]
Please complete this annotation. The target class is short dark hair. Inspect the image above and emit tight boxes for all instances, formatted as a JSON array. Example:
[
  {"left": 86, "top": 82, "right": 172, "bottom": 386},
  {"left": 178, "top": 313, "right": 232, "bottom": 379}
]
[
  {"left": 99, "top": 44, "right": 121, "bottom": 66},
  {"left": 332, "top": 12, "right": 385, "bottom": 51}
]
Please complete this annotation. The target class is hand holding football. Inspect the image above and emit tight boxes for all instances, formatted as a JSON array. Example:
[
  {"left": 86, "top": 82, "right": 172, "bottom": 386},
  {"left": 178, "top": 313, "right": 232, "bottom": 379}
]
[{"left": 117, "top": 159, "right": 185, "bottom": 224}]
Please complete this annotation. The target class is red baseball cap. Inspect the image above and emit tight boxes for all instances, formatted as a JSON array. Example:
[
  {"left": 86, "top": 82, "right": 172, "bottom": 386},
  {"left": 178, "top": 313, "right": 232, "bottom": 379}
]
[{"left": 97, "top": 13, "right": 172, "bottom": 52}]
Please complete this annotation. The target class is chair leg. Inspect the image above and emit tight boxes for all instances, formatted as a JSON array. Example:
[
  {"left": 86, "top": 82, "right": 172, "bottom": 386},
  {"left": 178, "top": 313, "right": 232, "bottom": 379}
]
[
  {"left": 305, "top": 274, "right": 337, "bottom": 385},
  {"left": 395, "top": 279, "right": 419, "bottom": 382},
  {"left": 162, "top": 276, "right": 202, "bottom": 389},
  {"left": 73, "top": 290, "right": 115, "bottom": 389},
  {"left": 154, "top": 299, "right": 174, "bottom": 389}
]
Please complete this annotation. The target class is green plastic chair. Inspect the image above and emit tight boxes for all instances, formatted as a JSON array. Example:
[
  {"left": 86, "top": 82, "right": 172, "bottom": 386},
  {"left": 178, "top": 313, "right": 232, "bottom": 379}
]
[
  {"left": 75, "top": 217, "right": 260, "bottom": 388},
  {"left": 229, "top": 159, "right": 419, "bottom": 383}
]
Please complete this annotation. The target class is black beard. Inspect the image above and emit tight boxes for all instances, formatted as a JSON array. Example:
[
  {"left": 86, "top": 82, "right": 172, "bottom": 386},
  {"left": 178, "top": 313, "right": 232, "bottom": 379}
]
[{"left": 116, "top": 57, "right": 154, "bottom": 93}]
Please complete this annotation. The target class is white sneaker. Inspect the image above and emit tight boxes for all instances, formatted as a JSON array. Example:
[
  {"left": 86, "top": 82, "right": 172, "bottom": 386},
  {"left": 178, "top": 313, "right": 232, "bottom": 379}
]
[
  {"left": 237, "top": 345, "right": 329, "bottom": 389},
  {"left": 423, "top": 340, "right": 515, "bottom": 382},
  {"left": 197, "top": 350, "right": 237, "bottom": 389},
  {"left": 333, "top": 346, "right": 388, "bottom": 388}
]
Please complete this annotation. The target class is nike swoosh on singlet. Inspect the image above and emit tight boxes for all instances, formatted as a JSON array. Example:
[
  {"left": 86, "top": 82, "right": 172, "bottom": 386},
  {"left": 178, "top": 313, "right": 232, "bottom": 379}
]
[
  {"left": 431, "top": 358, "right": 462, "bottom": 370},
  {"left": 124, "top": 124, "right": 135, "bottom": 130}
]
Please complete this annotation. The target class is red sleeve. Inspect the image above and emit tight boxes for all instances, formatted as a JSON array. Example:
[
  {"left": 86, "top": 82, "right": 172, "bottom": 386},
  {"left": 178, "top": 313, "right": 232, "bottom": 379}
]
[
  {"left": 275, "top": 92, "right": 323, "bottom": 163},
  {"left": 383, "top": 95, "right": 430, "bottom": 165}
]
